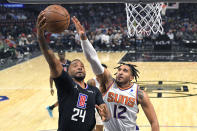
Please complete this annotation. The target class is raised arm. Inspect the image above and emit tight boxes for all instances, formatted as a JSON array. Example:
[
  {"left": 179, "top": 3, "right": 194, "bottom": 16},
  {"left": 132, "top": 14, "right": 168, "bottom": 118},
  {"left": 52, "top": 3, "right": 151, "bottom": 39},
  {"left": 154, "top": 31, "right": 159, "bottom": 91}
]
[
  {"left": 37, "top": 11, "right": 62, "bottom": 78},
  {"left": 138, "top": 89, "right": 159, "bottom": 131},
  {"left": 72, "top": 16, "right": 113, "bottom": 93}
]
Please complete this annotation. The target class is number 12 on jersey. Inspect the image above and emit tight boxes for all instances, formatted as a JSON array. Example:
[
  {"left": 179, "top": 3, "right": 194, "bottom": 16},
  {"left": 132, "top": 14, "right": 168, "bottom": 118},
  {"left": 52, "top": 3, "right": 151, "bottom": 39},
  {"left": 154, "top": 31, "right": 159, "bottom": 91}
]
[
  {"left": 114, "top": 104, "right": 127, "bottom": 119},
  {"left": 71, "top": 108, "right": 86, "bottom": 122}
]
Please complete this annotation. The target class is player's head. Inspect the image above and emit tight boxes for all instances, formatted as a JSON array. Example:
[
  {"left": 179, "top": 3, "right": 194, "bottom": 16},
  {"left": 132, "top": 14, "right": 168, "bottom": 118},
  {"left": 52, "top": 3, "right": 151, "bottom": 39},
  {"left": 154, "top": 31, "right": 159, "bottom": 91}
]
[
  {"left": 58, "top": 50, "right": 65, "bottom": 60},
  {"left": 68, "top": 59, "right": 86, "bottom": 82},
  {"left": 115, "top": 63, "right": 139, "bottom": 86}
]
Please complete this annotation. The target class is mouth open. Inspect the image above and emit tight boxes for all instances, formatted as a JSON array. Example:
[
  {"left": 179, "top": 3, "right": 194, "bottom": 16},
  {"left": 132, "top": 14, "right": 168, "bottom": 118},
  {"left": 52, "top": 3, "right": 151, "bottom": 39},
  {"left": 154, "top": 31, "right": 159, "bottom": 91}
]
[
  {"left": 118, "top": 76, "right": 123, "bottom": 79},
  {"left": 76, "top": 71, "right": 83, "bottom": 74}
]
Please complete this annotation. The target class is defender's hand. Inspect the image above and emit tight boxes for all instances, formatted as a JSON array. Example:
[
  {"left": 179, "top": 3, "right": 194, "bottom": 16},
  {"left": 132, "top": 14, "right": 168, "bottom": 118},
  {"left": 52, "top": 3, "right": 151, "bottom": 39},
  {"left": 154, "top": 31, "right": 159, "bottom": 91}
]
[
  {"left": 36, "top": 11, "right": 47, "bottom": 37},
  {"left": 71, "top": 16, "right": 87, "bottom": 40},
  {"left": 96, "top": 104, "right": 111, "bottom": 122}
]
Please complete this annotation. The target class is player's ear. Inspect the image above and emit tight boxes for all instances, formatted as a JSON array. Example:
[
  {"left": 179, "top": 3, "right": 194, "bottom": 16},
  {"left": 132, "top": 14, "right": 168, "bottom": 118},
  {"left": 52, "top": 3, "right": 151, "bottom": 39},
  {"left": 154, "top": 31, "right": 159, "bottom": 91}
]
[{"left": 130, "top": 75, "right": 134, "bottom": 81}]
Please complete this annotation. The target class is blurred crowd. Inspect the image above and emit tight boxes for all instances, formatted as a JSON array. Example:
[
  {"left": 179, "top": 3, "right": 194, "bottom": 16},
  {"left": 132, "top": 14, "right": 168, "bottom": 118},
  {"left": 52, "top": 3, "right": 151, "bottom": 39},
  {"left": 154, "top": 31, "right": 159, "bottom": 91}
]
[{"left": 1, "top": 3, "right": 197, "bottom": 64}]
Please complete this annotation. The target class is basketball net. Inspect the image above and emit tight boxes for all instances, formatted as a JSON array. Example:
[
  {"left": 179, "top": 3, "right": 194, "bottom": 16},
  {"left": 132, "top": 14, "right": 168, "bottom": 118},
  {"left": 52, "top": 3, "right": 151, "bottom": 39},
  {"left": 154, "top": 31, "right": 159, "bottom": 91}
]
[{"left": 125, "top": 3, "right": 164, "bottom": 37}]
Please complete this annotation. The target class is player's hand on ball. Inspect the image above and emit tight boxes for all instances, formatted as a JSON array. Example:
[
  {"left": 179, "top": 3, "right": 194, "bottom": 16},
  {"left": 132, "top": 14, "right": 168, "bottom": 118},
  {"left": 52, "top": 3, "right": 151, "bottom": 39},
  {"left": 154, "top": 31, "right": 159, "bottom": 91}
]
[
  {"left": 96, "top": 104, "right": 111, "bottom": 122},
  {"left": 72, "top": 16, "right": 87, "bottom": 40},
  {"left": 36, "top": 11, "right": 47, "bottom": 36}
]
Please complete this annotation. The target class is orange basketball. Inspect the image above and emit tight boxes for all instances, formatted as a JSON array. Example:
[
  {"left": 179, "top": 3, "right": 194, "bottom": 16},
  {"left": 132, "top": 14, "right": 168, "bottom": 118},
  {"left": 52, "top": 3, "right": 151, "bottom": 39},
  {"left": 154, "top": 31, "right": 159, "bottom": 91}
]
[{"left": 44, "top": 5, "right": 70, "bottom": 33}]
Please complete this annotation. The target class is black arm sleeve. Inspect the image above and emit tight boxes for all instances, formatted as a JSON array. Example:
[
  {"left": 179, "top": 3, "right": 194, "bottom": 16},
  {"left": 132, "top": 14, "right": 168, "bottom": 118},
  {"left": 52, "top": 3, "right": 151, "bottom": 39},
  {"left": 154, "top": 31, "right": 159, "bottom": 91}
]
[
  {"left": 95, "top": 87, "right": 105, "bottom": 106},
  {"left": 53, "top": 69, "right": 74, "bottom": 98}
]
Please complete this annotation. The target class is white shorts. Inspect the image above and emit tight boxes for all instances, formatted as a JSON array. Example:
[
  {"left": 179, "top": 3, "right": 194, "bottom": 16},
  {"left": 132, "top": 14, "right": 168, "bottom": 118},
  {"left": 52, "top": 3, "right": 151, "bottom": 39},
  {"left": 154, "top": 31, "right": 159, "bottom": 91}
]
[{"left": 95, "top": 111, "right": 103, "bottom": 125}]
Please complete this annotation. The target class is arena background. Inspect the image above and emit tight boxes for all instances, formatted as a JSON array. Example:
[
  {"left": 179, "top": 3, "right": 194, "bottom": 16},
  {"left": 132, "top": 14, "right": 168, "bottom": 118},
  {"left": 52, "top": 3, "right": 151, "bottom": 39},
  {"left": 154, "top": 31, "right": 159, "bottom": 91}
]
[{"left": 0, "top": 0, "right": 197, "bottom": 131}]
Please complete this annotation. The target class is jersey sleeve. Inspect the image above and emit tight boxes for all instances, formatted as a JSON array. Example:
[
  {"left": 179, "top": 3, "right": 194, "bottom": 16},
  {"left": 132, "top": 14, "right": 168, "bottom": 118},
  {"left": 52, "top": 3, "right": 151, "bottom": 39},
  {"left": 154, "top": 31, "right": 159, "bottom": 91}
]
[
  {"left": 53, "top": 69, "right": 74, "bottom": 97},
  {"left": 95, "top": 87, "right": 105, "bottom": 106}
]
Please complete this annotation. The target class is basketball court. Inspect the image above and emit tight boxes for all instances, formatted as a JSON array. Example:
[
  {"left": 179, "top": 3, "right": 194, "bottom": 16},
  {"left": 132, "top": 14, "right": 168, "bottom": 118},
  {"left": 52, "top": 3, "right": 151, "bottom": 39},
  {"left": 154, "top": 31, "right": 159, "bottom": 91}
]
[{"left": 0, "top": 52, "right": 197, "bottom": 131}]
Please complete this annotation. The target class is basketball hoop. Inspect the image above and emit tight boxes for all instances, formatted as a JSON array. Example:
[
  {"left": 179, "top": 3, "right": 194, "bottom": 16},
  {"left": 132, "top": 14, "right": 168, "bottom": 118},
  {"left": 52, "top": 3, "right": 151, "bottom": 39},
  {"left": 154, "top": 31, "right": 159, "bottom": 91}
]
[{"left": 125, "top": 3, "right": 164, "bottom": 37}]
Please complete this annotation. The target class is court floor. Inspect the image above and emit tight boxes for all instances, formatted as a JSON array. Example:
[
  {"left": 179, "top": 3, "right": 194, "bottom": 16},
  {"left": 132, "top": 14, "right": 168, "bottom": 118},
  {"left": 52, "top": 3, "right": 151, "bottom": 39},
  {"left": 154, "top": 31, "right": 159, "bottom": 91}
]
[{"left": 0, "top": 52, "right": 197, "bottom": 131}]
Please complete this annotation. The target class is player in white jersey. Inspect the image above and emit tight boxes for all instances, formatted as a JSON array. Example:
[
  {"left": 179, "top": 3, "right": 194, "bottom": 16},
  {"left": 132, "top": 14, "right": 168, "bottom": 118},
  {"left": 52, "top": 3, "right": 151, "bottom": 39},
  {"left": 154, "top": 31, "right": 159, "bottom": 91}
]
[
  {"left": 72, "top": 16, "right": 159, "bottom": 131},
  {"left": 103, "top": 76, "right": 139, "bottom": 131},
  {"left": 87, "top": 64, "right": 108, "bottom": 131}
]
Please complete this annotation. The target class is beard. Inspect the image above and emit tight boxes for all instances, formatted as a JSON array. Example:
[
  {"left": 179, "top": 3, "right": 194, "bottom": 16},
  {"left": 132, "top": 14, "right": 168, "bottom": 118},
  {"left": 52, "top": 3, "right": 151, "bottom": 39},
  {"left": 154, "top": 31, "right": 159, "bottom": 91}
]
[
  {"left": 116, "top": 80, "right": 124, "bottom": 86},
  {"left": 74, "top": 75, "right": 85, "bottom": 82},
  {"left": 115, "top": 77, "right": 130, "bottom": 87}
]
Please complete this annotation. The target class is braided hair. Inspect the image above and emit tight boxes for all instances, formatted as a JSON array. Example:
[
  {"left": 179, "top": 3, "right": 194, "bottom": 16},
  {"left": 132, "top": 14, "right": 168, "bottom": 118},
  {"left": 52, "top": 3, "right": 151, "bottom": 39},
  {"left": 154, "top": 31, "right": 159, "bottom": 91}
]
[{"left": 114, "top": 62, "right": 140, "bottom": 82}]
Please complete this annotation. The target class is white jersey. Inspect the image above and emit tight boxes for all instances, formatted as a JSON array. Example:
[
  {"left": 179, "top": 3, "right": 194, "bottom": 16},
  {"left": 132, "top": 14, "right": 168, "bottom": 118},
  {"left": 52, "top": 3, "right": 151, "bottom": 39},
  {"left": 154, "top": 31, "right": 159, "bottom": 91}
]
[{"left": 103, "top": 81, "right": 139, "bottom": 131}]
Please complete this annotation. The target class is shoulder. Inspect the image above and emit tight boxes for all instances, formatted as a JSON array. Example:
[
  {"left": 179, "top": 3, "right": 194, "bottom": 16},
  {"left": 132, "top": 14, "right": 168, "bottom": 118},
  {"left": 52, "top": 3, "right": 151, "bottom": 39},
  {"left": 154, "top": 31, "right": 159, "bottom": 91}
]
[
  {"left": 87, "top": 84, "right": 100, "bottom": 92},
  {"left": 53, "top": 69, "right": 65, "bottom": 79},
  {"left": 137, "top": 88, "right": 150, "bottom": 105},
  {"left": 137, "top": 88, "right": 144, "bottom": 99},
  {"left": 87, "top": 79, "right": 96, "bottom": 87},
  {"left": 53, "top": 70, "right": 72, "bottom": 82},
  {"left": 87, "top": 84, "right": 96, "bottom": 89}
]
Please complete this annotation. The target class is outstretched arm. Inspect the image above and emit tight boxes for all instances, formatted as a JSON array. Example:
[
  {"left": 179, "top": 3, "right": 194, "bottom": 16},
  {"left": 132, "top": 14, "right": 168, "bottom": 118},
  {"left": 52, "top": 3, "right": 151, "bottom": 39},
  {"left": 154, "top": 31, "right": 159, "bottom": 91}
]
[
  {"left": 72, "top": 16, "right": 113, "bottom": 93},
  {"left": 37, "top": 11, "right": 62, "bottom": 78},
  {"left": 138, "top": 89, "right": 159, "bottom": 131}
]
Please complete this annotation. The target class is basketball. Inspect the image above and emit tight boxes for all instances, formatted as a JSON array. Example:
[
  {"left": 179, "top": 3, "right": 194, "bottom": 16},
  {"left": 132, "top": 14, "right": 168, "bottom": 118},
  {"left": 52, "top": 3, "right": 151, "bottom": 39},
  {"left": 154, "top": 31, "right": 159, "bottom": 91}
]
[{"left": 44, "top": 5, "right": 70, "bottom": 33}]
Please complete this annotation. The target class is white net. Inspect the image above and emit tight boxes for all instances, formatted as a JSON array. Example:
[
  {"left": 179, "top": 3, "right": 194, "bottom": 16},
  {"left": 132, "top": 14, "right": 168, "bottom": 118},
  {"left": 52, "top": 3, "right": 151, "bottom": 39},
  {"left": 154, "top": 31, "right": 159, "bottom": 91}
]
[{"left": 125, "top": 3, "right": 164, "bottom": 37}]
